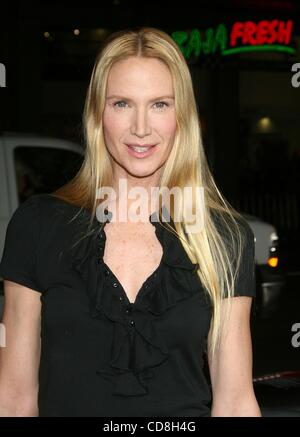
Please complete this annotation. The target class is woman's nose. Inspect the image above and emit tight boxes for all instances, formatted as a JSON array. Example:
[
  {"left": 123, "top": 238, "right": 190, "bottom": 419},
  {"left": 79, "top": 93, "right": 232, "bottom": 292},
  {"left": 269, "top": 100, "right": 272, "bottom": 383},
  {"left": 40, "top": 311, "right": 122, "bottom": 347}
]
[{"left": 130, "top": 108, "right": 151, "bottom": 137}]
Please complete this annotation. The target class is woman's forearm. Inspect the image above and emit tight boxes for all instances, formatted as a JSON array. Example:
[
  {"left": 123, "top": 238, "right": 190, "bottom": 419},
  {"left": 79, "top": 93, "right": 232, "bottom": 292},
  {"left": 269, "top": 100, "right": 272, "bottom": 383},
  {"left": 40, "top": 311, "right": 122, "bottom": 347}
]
[
  {"left": 211, "top": 394, "right": 262, "bottom": 417},
  {"left": 0, "top": 394, "right": 38, "bottom": 417}
]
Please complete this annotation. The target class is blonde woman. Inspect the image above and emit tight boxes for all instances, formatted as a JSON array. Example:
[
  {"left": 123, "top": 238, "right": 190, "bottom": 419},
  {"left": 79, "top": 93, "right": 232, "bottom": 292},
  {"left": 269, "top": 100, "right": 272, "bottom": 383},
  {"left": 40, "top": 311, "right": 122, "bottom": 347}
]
[{"left": 0, "top": 27, "right": 261, "bottom": 417}]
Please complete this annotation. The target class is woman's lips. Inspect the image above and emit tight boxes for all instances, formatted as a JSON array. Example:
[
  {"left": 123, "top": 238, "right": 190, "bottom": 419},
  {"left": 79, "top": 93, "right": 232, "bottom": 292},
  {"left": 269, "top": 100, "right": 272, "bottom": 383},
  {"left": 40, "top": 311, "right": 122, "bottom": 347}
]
[{"left": 126, "top": 144, "right": 157, "bottom": 158}]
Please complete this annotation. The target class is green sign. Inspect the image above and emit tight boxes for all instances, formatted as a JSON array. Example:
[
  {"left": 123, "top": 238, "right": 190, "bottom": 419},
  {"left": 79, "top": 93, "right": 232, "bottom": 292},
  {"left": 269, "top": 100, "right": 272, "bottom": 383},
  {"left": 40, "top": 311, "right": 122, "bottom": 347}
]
[{"left": 172, "top": 19, "right": 296, "bottom": 59}]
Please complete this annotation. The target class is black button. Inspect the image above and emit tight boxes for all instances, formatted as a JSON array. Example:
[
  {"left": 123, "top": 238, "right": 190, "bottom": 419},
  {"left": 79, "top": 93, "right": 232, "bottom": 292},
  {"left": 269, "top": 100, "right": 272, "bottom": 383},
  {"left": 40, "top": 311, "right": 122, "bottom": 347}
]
[
  {"left": 104, "top": 269, "right": 110, "bottom": 277},
  {"left": 129, "top": 320, "right": 135, "bottom": 327},
  {"left": 119, "top": 296, "right": 124, "bottom": 301},
  {"left": 112, "top": 282, "right": 118, "bottom": 288},
  {"left": 125, "top": 307, "right": 132, "bottom": 314},
  {"left": 145, "top": 284, "right": 149, "bottom": 289}
]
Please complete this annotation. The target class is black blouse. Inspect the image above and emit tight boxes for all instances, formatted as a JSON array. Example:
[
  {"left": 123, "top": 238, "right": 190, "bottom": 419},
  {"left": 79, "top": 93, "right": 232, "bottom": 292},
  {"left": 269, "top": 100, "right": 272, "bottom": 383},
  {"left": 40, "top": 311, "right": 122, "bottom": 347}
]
[{"left": 0, "top": 194, "right": 256, "bottom": 417}]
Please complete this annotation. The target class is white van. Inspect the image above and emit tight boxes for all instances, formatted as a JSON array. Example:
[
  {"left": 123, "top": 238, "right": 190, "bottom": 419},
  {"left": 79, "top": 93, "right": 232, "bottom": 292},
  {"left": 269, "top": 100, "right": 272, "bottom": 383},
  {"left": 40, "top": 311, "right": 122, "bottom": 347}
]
[{"left": 0, "top": 133, "right": 285, "bottom": 318}]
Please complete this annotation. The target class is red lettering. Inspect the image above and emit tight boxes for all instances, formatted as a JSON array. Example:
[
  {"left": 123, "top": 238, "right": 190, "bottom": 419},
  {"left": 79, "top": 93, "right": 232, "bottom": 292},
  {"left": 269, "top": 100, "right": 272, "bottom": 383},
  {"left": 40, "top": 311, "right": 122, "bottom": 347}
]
[
  {"left": 277, "top": 20, "right": 293, "bottom": 44},
  {"left": 243, "top": 21, "right": 257, "bottom": 45},
  {"left": 256, "top": 20, "right": 269, "bottom": 44},
  {"left": 267, "top": 20, "right": 279, "bottom": 44},
  {"left": 230, "top": 19, "right": 293, "bottom": 48},
  {"left": 230, "top": 22, "right": 244, "bottom": 47}
]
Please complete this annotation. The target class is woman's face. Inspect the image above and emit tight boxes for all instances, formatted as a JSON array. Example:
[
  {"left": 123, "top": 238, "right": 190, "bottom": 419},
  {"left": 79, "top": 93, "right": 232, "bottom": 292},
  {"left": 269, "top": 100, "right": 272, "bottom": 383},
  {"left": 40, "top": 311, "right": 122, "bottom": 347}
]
[{"left": 103, "top": 56, "right": 177, "bottom": 180}]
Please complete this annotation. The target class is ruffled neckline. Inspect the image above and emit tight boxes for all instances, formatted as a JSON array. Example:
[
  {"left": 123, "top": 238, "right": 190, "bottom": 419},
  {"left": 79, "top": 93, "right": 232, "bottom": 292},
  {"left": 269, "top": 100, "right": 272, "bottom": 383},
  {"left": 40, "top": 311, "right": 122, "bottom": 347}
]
[
  {"left": 70, "top": 203, "right": 210, "bottom": 397},
  {"left": 99, "top": 204, "right": 200, "bottom": 270}
]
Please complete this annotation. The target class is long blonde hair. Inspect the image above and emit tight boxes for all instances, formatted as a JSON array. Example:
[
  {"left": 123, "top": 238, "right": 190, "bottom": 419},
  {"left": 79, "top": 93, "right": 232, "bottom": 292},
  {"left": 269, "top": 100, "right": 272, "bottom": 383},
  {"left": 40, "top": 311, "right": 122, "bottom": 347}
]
[{"left": 53, "top": 27, "right": 250, "bottom": 360}]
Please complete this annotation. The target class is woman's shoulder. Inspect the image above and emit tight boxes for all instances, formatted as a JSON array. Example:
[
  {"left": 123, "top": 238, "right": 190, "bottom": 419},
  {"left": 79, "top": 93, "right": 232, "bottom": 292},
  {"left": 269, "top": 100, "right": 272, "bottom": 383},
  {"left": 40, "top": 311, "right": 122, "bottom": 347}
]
[
  {"left": 37, "top": 193, "right": 81, "bottom": 215},
  {"left": 38, "top": 193, "right": 95, "bottom": 236},
  {"left": 210, "top": 208, "right": 254, "bottom": 241},
  {"left": 22, "top": 193, "right": 87, "bottom": 220},
  {"left": 0, "top": 194, "right": 69, "bottom": 291},
  {"left": 10, "top": 193, "right": 91, "bottom": 242},
  {"left": 12, "top": 192, "right": 78, "bottom": 213},
  {"left": 0, "top": 194, "right": 87, "bottom": 292},
  {"left": 210, "top": 208, "right": 256, "bottom": 298}
]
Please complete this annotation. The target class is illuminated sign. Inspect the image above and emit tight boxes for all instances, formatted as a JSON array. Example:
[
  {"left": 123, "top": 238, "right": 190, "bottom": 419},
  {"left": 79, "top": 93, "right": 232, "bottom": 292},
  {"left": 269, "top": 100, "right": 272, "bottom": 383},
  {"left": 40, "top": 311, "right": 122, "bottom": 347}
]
[{"left": 172, "top": 20, "right": 295, "bottom": 59}]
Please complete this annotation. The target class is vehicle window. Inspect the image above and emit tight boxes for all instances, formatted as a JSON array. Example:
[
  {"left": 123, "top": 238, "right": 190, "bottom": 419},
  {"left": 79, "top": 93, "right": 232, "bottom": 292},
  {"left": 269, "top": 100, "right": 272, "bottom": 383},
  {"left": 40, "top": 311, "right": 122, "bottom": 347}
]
[{"left": 13, "top": 146, "right": 83, "bottom": 203}]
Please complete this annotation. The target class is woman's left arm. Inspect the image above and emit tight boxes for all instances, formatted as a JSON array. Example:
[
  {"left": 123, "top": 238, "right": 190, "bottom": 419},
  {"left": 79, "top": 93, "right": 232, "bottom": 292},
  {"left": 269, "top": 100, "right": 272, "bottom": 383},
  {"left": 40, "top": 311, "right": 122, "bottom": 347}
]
[{"left": 207, "top": 296, "right": 262, "bottom": 417}]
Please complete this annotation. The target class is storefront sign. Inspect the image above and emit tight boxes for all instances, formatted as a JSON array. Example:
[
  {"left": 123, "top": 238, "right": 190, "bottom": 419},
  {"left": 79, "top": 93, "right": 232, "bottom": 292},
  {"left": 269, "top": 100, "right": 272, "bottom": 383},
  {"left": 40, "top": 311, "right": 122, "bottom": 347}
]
[{"left": 172, "top": 20, "right": 295, "bottom": 59}]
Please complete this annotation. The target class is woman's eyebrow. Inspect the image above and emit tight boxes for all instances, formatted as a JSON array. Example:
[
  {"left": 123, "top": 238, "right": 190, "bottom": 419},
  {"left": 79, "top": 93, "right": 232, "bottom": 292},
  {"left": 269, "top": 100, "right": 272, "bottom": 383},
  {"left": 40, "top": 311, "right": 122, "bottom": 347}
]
[{"left": 106, "top": 95, "right": 175, "bottom": 102}]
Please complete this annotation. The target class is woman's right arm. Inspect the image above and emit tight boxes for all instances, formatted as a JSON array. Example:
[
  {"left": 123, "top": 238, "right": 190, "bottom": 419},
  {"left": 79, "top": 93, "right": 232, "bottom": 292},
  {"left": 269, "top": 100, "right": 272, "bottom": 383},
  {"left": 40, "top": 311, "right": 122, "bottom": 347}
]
[{"left": 0, "top": 280, "right": 41, "bottom": 417}]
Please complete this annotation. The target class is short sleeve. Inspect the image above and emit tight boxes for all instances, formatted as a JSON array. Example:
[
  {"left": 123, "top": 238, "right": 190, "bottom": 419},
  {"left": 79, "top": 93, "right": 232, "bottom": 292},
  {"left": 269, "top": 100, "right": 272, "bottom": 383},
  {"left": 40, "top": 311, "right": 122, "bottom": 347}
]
[
  {"left": 212, "top": 211, "right": 256, "bottom": 300},
  {"left": 0, "top": 195, "right": 42, "bottom": 293},
  {"left": 226, "top": 219, "right": 256, "bottom": 299}
]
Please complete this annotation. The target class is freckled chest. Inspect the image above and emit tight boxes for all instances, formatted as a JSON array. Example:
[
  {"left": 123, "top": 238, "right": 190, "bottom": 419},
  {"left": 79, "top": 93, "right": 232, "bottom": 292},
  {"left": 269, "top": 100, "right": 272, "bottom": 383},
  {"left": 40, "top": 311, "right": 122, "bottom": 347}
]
[{"left": 102, "top": 222, "right": 163, "bottom": 303}]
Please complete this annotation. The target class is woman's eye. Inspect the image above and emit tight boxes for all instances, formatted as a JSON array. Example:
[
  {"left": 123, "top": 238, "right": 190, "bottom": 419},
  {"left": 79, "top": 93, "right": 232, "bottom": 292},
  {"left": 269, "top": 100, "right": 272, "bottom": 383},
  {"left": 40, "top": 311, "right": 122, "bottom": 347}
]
[
  {"left": 112, "top": 101, "right": 169, "bottom": 110},
  {"left": 154, "top": 101, "right": 169, "bottom": 109},
  {"left": 114, "top": 101, "right": 128, "bottom": 108}
]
